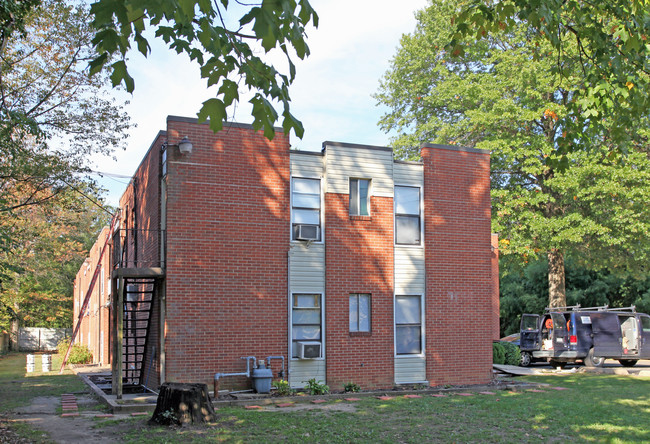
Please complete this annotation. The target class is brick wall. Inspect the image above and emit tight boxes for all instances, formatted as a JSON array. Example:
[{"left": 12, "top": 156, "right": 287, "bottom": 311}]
[
  {"left": 325, "top": 194, "right": 395, "bottom": 389},
  {"left": 421, "top": 144, "right": 493, "bottom": 385},
  {"left": 491, "top": 234, "right": 500, "bottom": 340},
  {"left": 164, "top": 118, "right": 290, "bottom": 387},
  {"left": 72, "top": 227, "right": 112, "bottom": 365}
]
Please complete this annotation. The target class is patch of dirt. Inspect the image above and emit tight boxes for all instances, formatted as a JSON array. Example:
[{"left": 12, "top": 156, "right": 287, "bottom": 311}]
[{"left": 8, "top": 395, "right": 140, "bottom": 444}]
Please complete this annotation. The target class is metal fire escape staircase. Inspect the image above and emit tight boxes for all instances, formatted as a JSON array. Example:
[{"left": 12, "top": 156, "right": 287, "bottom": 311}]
[
  {"left": 111, "top": 225, "right": 165, "bottom": 398},
  {"left": 121, "top": 278, "right": 155, "bottom": 387}
]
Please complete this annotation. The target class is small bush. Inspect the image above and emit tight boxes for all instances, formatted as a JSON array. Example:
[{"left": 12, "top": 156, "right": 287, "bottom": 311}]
[
  {"left": 344, "top": 381, "right": 361, "bottom": 393},
  {"left": 56, "top": 338, "right": 93, "bottom": 364},
  {"left": 493, "top": 342, "right": 505, "bottom": 365},
  {"left": 501, "top": 341, "right": 521, "bottom": 366},
  {"left": 272, "top": 379, "right": 293, "bottom": 396},
  {"left": 306, "top": 378, "right": 329, "bottom": 395}
]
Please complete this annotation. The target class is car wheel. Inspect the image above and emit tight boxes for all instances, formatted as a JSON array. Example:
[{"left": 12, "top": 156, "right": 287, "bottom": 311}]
[
  {"left": 618, "top": 359, "right": 637, "bottom": 367},
  {"left": 584, "top": 348, "right": 604, "bottom": 367},
  {"left": 520, "top": 352, "right": 532, "bottom": 367},
  {"left": 549, "top": 359, "right": 566, "bottom": 369}
]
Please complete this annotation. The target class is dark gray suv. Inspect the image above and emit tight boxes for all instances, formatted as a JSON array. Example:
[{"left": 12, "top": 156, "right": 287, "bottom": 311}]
[{"left": 519, "top": 305, "right": 650, "bottom": 368}]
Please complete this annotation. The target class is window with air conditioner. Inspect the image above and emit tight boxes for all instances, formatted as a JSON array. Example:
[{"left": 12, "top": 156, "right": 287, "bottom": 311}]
[
  {"left": 291, "top": 178, "right": 321, "bottom": 241},
  {"left": 395, "top": 186, "right": 421, "bottom": 245},
  {"left": 298, "top": 341, "right": 321, "bottom": 359},
  {"left": 292, "top": 294, "right": 322, "bottom": 359}
]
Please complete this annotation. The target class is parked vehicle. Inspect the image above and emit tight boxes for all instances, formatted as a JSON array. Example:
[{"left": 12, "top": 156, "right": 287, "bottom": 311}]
[
  {"left": 519, "top": 305, "right": 650, "bottom": 368},
  {"left": 499, "top": 333, "right": 520, "bottom": 346}
]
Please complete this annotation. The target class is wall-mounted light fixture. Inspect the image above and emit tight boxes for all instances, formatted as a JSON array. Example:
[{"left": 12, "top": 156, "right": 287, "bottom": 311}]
[{"left": 178, "top": 136, "right": 193, "bottom": 154}]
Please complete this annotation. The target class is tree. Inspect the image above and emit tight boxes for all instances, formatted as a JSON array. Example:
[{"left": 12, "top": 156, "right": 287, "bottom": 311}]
[
  {"left": 89, "top": 0, "right": 319, "bottom": 140},
  {"left": 1, "top": 0, "right": 131, "bottom": 213},
  {"left": 500, "top": 257, "right": 650, "bottom": 335},
  {"left": 375, "top": 0, "right": 650, "bottom": 307},
  {"left": 0, "top": 181, "right": 112, "bottom": 335},
  {"left": 449, "top": 0, "right": 650, "bottom": 162}
]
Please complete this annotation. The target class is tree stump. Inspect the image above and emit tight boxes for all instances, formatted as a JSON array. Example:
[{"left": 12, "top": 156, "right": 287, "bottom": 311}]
[{"left": 149, "top": 382, "right": 216, "bottom": 426}]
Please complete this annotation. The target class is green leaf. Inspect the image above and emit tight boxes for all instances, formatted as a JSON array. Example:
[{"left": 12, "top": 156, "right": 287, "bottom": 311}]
[
  {"left": 197, "top": 98, "right": 226, "bottom": 132},
  {"left": 88, "top": 53, "right": 109, "bottom": 76},
  {"left": 134, "top": 32, "right": 150, "bottom": 56},
  {"left": 110, "top": 60, "right": 135, "bottom": 92},
  {"left": 218, "top": 79, "right": 239, "bottom": 106}
]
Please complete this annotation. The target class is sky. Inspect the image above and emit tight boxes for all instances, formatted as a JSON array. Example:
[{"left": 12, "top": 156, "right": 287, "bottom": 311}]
[{"left": 89, "top": 0, "right": 429, "bottom": 206}]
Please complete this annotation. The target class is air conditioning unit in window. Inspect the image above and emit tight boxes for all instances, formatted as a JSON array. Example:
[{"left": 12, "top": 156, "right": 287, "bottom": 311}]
[
  {"left": 298, "top": 341, "right": 321, "bottom": 359},
  {"left": 297, "top": 224, "right": 319, "bottom": 241}
]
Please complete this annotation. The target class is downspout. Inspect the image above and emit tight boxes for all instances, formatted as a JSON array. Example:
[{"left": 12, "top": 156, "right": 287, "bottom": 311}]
[
  {"left": 159, "top": 143, "right": 168, "bottom": 385},
  {"left": 133, "top": 178, "right": 138, "bottom": 266},
  {"left": 287, "top": 248, "right": 292, "bottom": 383}
]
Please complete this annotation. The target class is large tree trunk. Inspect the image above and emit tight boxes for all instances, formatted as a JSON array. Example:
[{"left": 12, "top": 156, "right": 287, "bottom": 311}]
[
  {"left": 149, "top": 382, "right": 216, "bottom": 426},
  {"left": 548, "top": 249, "right": 566, "bottom": 308},
  {"left": 10, "top": 303, "right": 19, "bottom": 351}
]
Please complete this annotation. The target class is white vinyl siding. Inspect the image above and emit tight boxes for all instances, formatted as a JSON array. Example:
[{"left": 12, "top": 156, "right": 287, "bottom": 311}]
[
  {"left": 393, "top": 162, "right": 423, "bottom": 187},
  {"left": 394, "top": 356, "right": 427, "bottom": 384},
  {"left": 324, "top": 144, "right": 393, "bottom": 196},
  {"left": 290, "top": 152, "right": 324, "bottom": 179},
  {"left": 289, "top": 243, "right": 325, "bottom": 293},
  {"left": 290, "top": 359, "right": 326, "bottom": 389},
  {"left": 394, "top": 247, "right": 425, "bottom": 294},
  {"left": 288, "top": 238, "right": 326, "bottom": 389}
]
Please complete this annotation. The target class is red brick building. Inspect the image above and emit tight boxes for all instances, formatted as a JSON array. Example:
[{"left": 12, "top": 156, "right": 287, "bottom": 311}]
[
  {"left": 72, "top": 227, "right": 112, "bottom": 366},
  {"left": 73, "top": 115, "right": 498, "bottom": 395}
]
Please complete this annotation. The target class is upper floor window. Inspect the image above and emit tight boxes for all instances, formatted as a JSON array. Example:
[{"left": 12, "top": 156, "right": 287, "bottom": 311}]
[
  {"left": 350, "top": 178, "right": 370, "bottom": 216},
  {"left": 349, "top": 293, "right": 371, "bottom": 332},
  {"left": 292, "top": 178, "right": 321, "bottom": 241},
  {"left": 395, "top": 186, "right": 421, "bottom": 245}
]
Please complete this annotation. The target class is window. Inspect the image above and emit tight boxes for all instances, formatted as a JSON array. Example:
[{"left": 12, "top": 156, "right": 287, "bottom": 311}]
[
  {"left": 349, "top": 294, "right": 371, "bottom": 332},
  {"left": 292, "top": 294, "right": 322, "bottom": 358},
  {"left": 395, "top": 186, "right": 421, "bottom": 245},
  {"left": 642, "top": 316, "right": 650, "bottom": 333},
  {"left": 292, "top": 178, "right": 321, "bottom": 241},
  {"left": 350, "top": 178, "right": 370, "bottom": 216},
  {"left": 161, "top": 145, "right": 167, "bottom": 177},
  {"left": 395, "top": 295, "right": 423, "bottom": 355}
]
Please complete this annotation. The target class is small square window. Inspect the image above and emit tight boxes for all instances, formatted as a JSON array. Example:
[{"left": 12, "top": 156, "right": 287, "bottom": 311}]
[
  {"left": 349, "top": 294, "right": 371, "bottom": 332},
  {"left": 350, "top": 179, "right": 370, "bottom": 216}
]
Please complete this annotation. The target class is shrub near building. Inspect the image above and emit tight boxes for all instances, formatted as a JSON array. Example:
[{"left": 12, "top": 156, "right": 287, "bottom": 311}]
[{"left": 57, "top": 339, "right": 93, "bottom": 364}]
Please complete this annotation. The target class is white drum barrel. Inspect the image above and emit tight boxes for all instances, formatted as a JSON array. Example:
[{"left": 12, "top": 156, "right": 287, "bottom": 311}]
[{"left": 41, "top": 354, "right": 51, "bottom": 372}]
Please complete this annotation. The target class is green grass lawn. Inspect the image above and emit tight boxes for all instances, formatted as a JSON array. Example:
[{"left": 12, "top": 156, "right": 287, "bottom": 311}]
[
  {"left": 118, "top": 374, "right": 650, "bottom": 444},
  {"left": 0, "top": 351, "right": 87, "bottom": 412},
  {"left": 2, "top": 351, "right": 649, "bottom": 443}
]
